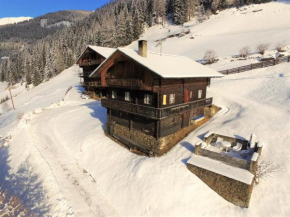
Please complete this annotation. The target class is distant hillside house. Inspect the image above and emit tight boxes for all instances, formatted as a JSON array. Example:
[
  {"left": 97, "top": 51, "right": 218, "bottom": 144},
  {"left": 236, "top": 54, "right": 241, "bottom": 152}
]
[
  {"left": 90, "top": 40, "right": 224, "bottom": 156},
  {"left": 77, "top": 46, "right": 115, "bottom": 98}
]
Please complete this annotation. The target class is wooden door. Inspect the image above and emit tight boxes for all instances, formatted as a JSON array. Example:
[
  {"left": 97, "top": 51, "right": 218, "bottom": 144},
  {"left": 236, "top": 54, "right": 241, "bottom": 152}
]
[{"left": 184, "top": 89, "right": 189, "bottom": 103}]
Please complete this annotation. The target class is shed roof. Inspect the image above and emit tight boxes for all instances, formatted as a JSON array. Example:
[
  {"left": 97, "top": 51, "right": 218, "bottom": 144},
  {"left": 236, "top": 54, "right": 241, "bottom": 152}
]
[{"left": 90, "top": 48, "right": 224, "bottom": 78}]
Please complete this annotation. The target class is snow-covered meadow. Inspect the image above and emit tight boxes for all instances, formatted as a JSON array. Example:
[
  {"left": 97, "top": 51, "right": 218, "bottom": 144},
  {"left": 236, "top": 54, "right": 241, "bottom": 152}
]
[
  {"left": 1, "top": 62, "right": 289, "bottom": 216},
  {"left": 128, "top": 1, "right": 290, "bottom": 67},
  {"left": 1, "top": 1, "right": 290, "bottom": 216}
]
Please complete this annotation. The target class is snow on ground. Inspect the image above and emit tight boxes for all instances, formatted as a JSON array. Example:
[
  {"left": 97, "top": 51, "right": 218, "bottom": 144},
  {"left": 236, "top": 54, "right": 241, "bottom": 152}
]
[
  {"left": 1, "top": 62, "right": 290, "bottom": 216},
  {"left": 0, "top": 66, "right": 81, "bottom": 134},
  {"left": 1, "top": 2, "right": 290, "bottom": 216},
  {"left": 0, "top": 17, "right": 32, "bottom": 26},
  {"left": 127, "top": 1, "right": 290, "bottom": 67}
]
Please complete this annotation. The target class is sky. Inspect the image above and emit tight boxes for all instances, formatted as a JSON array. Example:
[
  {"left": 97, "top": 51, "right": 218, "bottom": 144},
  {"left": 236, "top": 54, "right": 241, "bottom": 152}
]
[{"left": 0, "top": 0, "right": 111, "bottom": 18}]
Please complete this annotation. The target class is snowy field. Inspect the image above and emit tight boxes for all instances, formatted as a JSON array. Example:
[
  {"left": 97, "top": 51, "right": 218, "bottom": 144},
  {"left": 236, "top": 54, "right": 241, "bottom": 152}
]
[
  {"left": 1, "top": 62, "right": 289, "bottom": 216},
  {"left": 127, "top": 1, "right": 290, "bottom": 70},
  {"left": 1, "top": 1, "right": 290, "bottom": 216}
]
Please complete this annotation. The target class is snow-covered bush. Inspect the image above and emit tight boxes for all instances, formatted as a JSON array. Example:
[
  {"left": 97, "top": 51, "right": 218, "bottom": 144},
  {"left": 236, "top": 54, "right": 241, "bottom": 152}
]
[
  {"left": 239, "top": 46, "right": 251, "bottom": 58},
  {"left": 275, "top": 42, "right": 286, "bottom": 52},
  {"left": 256, "top": 43, "right": 269, "bottom": 55},
  {"left": 254, "top": 158, "right": 279, "bottom": 186},
  {"left": 203, "top": 50, "right": 217, "bottom": 64}
]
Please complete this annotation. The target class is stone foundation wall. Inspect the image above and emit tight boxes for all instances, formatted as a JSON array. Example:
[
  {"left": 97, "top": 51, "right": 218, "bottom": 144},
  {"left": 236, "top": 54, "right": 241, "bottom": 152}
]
[
  {"left": 187, "top": 163, "right": 254, "bottom": 208},
  {"left": 111, "top": 123, "right": 159, "bottom": 155},
  {"left": 106, "top": 106, "right": 221, "bottom": 156}
]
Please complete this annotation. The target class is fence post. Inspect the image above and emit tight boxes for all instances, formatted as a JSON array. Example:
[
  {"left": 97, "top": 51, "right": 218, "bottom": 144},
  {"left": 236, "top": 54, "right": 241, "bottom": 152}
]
[
  {"left": 227, "top": 70, "right": 229, "bottom": 75},
  {"left": 238, "top": 68, "right": 240, "bottom": 73},
  {"left": 251, "top": 64, "right": 253, "bottom": 70},
  {"left": 261, "top": 62, "right": 263, "bottom": 68},
  {"left": 273, "top": 59, "right": 276, "bottom": 65},
  {"left": 288, "top": 56, "right": 290, "bottom": 62}
]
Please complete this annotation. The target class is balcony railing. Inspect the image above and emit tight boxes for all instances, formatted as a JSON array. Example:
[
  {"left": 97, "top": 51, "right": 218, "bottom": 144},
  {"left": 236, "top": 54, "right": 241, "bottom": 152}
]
[
  {"left": 79, "top": 59, "right": 102, "bottom": 66},
  {"left": 79, "top": 73, "right": 92, "bottom": 78},
  {"left": 81, "top": 81, "right": 101, "bottom": 87},
  {"left": 102, "top": 98, "right": 213, "bottom": 119},
  {"left": 106, "top": 78, "right": 143, "bottom": 88}
]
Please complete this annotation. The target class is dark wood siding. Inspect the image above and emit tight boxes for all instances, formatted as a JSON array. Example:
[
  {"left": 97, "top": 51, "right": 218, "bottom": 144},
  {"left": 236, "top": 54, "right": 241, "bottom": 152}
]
[
  {"left": 132, "top": 115, "right": 156, "bottom": 136},
  {"left": 110, "top": 109, "right": 130, "bottom": 128},
  {"left": 160, "top": 115, "right": 182, "bottom": 137}
]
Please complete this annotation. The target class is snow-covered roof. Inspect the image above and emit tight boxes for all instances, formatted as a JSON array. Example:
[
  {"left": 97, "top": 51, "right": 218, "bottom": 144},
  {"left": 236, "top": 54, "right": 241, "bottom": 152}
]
[
  {"left": 76, "top": 45, "right": 115, "bottom": 63},
  {"left": 188, "top": 155, "right": 254, "bottom": 185},
  {"left": 90, "top": 48, "right": 224, "bottom": 78}
]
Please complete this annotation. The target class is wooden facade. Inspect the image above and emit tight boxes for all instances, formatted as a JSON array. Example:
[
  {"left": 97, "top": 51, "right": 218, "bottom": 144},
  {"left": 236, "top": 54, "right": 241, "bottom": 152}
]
[
  {"left": 95, "top": 49, "right": 214, "bottom": 155},
  {"left": 82, "top": 41, "right": 222, "bottom": 156},
  {"left": 77, "top": 47, "right": 108, "bottom": 97}
]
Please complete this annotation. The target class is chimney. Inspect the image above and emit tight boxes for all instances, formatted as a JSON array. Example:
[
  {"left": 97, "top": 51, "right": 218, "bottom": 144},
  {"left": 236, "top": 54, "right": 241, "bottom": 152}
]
[{"left": 138, "top": 40, "right": 147, "bottom": 58}]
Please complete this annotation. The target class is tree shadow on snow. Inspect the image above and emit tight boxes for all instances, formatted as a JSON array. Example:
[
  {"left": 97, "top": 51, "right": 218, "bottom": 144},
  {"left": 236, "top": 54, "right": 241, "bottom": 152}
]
[
  {"left": 82, "top": 101, "right": 107, "bottom": 131},
  {"left": 0, "top": 146, "right": 51, "bottom": 216},
  {"left": 74, "top": 84, "right": 85, "bottom": 94}
]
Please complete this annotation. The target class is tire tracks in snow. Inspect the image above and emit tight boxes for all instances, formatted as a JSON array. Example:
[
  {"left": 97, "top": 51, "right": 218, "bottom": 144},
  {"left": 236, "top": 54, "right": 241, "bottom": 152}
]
[{"left": 29, "top": 104, "right": 120, "bottom": 217}]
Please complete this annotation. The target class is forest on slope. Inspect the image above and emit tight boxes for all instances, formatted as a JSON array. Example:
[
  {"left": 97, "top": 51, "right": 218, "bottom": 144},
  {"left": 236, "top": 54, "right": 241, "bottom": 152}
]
[
  {"left": 0, "top": 10, "right": 91, "bottom": 57},
  {"left": 0, "top": 0, "right": 272, "bottom": 87}
]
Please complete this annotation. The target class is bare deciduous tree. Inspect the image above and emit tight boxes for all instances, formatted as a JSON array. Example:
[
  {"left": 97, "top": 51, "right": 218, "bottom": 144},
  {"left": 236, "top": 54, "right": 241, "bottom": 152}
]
[
  {"left": 256, "top": 43, "right": 270, "bottom": 55},
  {"left": 239, "top": 46, "right": 251, "bottom": 58},
  {"left": 204, "top": 50, "right": 217, "bottom": 64},
  {"left": 275, "top": 42, "right": 286, "bottom": 52},
  {"left": 254, "top": 158, "right": 279, "bottom": 186}
]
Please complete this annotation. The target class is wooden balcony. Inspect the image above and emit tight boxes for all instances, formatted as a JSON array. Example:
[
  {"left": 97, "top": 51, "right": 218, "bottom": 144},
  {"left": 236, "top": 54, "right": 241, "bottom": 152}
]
[
  {"left": 81, "top": 81, "right": 101, "bottom": 87},
  {"left": 102, "top": 98, "right": 213, "bottom": 119},
  {"left": 106, "top": 78, "right": 143, "bottom": 89},
  {"left": 79, "top": 59, "right": 102, "bottom": 67},
  {"left": 79, "top": 73, "right": 92, "bottom": 78}
]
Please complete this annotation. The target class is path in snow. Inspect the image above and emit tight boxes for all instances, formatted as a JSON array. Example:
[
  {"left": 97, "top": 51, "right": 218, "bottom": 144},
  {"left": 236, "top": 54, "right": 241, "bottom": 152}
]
[{"left": 29, "top": 104, "right": 119, "bottom": 217}]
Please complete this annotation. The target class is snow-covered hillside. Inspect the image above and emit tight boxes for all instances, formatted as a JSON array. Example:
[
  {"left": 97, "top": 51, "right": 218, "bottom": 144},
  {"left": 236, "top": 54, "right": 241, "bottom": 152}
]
[
  {"left": 1, "top": 63, "right": 289, "bottom": 216},
  {"left": 127, "top": 2, "right": 290, "bottom": 64},
  {"left": 1, "top": 1, "right": 290, "bottom": 216},
  {"left": 0, "top": 17, "right": 32, "bottom": 26}
]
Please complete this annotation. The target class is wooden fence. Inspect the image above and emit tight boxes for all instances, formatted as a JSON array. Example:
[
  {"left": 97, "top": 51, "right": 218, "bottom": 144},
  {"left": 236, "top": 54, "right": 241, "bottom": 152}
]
[{"left": 219, "top": 55, "right": 290, "bottom": 75}]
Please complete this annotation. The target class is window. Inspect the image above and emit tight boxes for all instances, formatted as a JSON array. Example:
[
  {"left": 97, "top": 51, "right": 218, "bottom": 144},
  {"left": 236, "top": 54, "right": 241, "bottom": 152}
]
[
  {"left": 190, "top": 91, "right": 193, "bottom": 99},
  {"left": 198, "top": 90, "right": 202, "bottom": 99},
  {"left": 144, "top": 94, "right": 152, "bottom": 105},
  {"left": 163, "top": 95, "right": 167, "bottom": 105},
  {"left": 125, "top": 92, "right": 130, "bottom": 101},
  {"left": 112, "top": 90, "right": 117, "bottom": 99},
  {"left": 169, "top": 94, "right": 175, "bottom": 104}
]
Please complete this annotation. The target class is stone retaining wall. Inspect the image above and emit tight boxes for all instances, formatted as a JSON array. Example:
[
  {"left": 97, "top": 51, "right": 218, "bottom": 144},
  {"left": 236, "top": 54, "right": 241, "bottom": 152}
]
[{"left": 187, "top": 163, "right": 254, "bottom": 208}]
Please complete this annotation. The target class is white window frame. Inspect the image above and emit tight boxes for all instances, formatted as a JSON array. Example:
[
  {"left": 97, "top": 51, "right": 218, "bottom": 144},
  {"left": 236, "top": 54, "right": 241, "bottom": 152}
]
[
  {"left": 169, "top": 94, "right": 175, "bottom": 104},
  {"left": 144, "top": 94, "right": 151, "bottom": 105},
  {"left": 112, "top": 90, "right": 117, "bottom": 99},
  {"left": 198, "top": 90, "right": 202, "bottom": 99},
  {"left": 125, "top": 91, "right": 130, "bottom": 101}
]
